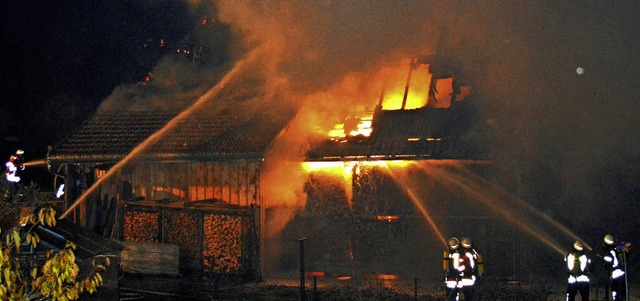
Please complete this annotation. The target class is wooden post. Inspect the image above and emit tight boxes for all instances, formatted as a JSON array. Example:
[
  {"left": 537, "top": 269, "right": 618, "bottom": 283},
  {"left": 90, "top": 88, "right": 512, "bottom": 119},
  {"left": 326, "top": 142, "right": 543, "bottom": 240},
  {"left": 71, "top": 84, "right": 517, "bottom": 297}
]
[{"left": 299, "top": 237, "right": 306, "bottom": 301}]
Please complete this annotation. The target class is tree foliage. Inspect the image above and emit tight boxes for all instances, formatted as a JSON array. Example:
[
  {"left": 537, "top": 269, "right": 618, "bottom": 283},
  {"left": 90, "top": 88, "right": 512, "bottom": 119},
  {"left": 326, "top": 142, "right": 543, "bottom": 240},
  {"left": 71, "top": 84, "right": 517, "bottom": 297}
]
[{"left": 0, "top": 183, "right": 107, "bottom": 300}]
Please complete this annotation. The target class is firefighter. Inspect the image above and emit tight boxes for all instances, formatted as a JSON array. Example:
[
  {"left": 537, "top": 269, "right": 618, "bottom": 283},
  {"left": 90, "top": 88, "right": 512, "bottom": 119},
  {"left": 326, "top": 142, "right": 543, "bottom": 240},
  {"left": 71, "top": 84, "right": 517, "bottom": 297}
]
[
  {"left": 443, "top": 237, "right": 463, "bottom": 300},
  {"left": 459, "top": 237, "right": 483, "bottom": 301},
  {"left": 602, "top": 234, "right": 628, "bottom": 301},
  {"left": 5, "top": 149, "right": 25, "bottom": 183},
  {"left": 565, "top": 240, "right": 592, "bottom": 301}
]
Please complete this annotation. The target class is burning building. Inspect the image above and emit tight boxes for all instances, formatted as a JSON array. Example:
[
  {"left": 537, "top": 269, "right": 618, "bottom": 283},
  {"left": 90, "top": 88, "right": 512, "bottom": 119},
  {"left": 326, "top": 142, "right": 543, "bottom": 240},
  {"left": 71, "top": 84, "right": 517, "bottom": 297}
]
[{"left": 46, "top": 58, "right": 541, "bottom": 282}]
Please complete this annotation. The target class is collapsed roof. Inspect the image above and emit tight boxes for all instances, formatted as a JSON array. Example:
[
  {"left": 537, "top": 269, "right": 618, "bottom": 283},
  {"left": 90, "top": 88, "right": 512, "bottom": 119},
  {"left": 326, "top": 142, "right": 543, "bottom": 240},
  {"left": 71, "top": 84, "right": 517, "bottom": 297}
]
[{"left": 307, "top": 101, "right": 480, "bottom": 161}]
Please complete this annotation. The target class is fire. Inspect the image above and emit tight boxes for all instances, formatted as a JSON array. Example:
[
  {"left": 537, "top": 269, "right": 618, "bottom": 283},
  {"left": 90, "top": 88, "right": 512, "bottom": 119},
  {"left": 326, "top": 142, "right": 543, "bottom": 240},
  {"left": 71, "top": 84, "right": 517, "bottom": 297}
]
[
  {"left": 302, "top": 160, "right": 411, "bottom": 177},
  {"left": 302, "top": 160, "right": 411, "bottom": 206},
  {"left": 380, "top": 62, "right": 431, "bottom": 110},
  {"left": 325, "top": 58, "right": 443, "bottom": 141},
  {"left": 305, "top": 271, "right": 325, "bottom": 278},
  {"left": 328, "top": 112, "right": 374, "bottom": 142},
  {"left": 375, "top": 215, "right": 399, "bottom": 222},
  {"left": 377, "top": 274, "right": 399, "bottom": 280}
]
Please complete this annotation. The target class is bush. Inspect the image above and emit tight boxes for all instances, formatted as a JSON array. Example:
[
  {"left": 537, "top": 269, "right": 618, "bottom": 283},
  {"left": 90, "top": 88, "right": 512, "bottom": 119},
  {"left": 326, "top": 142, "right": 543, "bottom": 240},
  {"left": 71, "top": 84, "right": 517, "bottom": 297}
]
[{"left": 0, "top": 183, "right": 108, "bottom": 300}]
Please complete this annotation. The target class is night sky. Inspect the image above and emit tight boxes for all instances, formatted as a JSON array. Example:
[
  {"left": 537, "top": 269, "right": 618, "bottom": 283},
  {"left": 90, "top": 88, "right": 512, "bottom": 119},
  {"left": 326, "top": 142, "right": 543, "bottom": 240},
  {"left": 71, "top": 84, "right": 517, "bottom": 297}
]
[
  {"left": 1, "top": 1, "right": 639, "bottom": 248},
  {"left": 1, "top": 0, "right": 193, "bottom": 163}
]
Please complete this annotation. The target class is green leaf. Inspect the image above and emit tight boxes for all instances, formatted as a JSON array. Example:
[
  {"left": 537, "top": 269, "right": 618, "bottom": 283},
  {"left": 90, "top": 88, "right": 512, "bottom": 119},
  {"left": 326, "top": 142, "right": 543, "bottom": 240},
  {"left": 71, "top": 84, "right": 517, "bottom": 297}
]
[
  {"left": 4, "top": 268, "right": 11, "bottom": 287},
  {"left": 12, "top": 229, "right": 21, "bottom": 253}
]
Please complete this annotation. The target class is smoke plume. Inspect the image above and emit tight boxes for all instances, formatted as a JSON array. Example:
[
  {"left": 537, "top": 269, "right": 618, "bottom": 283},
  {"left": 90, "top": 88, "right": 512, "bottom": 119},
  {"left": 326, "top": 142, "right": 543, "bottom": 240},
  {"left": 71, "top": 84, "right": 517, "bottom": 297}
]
[
  {"left": 213, "top": 1, "right": 640, "bottom": 238},
  {"left": 96, "top": 0, "right": 640, "bottom": 240}
]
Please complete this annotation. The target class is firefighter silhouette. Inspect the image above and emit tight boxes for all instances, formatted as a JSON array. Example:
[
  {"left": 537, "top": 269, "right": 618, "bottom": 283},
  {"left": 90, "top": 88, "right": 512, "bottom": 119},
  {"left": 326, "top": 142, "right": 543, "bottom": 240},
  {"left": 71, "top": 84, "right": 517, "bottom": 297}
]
[
  {"left": 459, "top": 237, "right": 482, "bottom": 301},
  {"left": 443, "top": 237, "right": 463, "bottom": 301},
  {"left": 602, "top": 234, "right": 629, "bottom": 301},
  {"left": 565, "top": 240, "right": 592, "bottom": 301},
  {"left": 5, "top": 149, "right": 24, "bottom": 183}
]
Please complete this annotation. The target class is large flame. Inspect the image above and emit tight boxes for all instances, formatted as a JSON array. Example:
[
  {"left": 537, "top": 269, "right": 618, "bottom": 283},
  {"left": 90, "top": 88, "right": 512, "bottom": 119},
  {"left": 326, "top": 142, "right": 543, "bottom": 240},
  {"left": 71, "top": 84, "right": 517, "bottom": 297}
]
[{"left": 325, "top": 58, "right": 442, "bottom": 140}]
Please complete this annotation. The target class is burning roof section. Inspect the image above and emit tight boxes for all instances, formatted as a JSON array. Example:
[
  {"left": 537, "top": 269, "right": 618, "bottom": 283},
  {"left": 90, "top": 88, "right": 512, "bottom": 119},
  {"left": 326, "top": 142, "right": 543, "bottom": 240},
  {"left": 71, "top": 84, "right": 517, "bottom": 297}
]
[
  {"left": 307, "top": 105, "right": 477, "bottom": 161},
  {"left": 47, "top": 107, "right": 292, "bottom": 164},
  {"left": 307, "top": 62, "right": 481, "bottom": 161}
]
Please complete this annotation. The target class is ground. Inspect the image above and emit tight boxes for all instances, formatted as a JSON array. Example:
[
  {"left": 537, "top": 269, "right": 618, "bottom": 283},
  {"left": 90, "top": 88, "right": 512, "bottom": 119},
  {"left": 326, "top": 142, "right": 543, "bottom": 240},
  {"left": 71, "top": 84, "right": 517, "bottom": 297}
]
[{"left": 89, "top": 273, "right": 639, "bottom": 300}]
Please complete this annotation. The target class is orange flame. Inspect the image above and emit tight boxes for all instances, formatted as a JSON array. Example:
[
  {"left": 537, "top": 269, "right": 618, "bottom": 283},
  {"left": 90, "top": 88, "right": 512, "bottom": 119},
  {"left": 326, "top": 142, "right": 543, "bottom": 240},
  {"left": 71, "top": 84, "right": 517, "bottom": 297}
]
[
  {"left": 376, "top": 215, "right": 399, "bottom": 222},
  {"left": 377, "top": 274, "right": 399, "bottom": 280},
  {"left": 326, "top": 58, "right": 437, "bottom": 140}
]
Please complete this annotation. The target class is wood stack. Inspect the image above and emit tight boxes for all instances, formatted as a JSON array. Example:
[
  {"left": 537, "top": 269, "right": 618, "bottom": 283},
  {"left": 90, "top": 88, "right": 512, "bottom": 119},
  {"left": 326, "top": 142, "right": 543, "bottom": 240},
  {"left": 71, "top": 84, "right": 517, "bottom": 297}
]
[
  {"left": 163, "top": 211, "right": 201, "bottom": 270},
  {"left": 203, "top": 214, "right": 243, "bottom": 273},
  {"left": 123, "top": 210, "right": 159, "bottom": 242}
]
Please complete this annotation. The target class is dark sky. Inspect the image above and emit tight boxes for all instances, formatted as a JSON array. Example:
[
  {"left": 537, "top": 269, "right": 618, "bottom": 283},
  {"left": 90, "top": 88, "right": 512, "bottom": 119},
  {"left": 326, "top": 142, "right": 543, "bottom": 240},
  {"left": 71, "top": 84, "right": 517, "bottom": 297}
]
[
  {"left": 0, "top": 0, "right": 194, "bottom": 161},
  {"left": 1, "top": 0, "right": 639, "bottom": 242}
]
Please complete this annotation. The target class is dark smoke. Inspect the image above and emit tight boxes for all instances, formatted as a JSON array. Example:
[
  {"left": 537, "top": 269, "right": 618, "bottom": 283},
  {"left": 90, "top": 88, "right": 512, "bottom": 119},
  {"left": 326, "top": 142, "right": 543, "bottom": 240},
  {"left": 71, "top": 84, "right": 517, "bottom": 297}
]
[{"left": 217, "top": 0, "right": 640, "bottom": 239}]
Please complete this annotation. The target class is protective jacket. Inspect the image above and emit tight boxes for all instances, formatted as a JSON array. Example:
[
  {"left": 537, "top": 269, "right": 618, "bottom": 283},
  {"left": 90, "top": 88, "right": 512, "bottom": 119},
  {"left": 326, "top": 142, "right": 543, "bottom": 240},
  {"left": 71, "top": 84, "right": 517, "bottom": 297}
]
[
  {"left": 5, "top": 156, "right": 21, "bottom": 183},
  {"left": 603, "top": 242, "right": 628, "bottom": 300},
  {"left": 443, "top": 249, "right": 464, "bottom": 289},
  {"left": 603, "top": 245, "right": 625, "bottom": 280},
  {"left": 458, "top": 247, "right": 483, "bottom": 287},
  {"left": 565, "top": 250, "right": 591, "bottom": 284}
]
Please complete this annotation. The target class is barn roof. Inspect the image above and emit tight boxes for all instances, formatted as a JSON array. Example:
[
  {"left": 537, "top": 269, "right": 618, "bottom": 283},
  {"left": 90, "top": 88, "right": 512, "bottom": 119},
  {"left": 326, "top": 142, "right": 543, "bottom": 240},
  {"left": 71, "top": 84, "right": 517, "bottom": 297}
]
[
  {"left": 47, "top": 107, "right": 292, "bottom": 164},
  {"left": 47, "top": 93, "right": 484, "bottom": 165}
]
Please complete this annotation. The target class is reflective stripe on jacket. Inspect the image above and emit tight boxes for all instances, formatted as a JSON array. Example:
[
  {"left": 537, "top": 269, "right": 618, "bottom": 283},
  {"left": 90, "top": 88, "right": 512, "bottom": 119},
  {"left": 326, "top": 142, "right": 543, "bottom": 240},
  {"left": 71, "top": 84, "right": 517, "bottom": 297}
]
[{"left": 565, "top": 252, "right": 591, "bottom": 283}]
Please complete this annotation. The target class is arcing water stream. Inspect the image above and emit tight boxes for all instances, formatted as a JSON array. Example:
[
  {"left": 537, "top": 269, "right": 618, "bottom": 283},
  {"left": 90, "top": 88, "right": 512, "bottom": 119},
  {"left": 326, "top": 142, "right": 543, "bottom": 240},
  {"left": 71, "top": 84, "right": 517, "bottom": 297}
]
[
  {"left": 60, "top": 49, "right": 260, "bottom": 219},
  {"left": 407, "top": 160, "right": 585, "bottom": 255}
]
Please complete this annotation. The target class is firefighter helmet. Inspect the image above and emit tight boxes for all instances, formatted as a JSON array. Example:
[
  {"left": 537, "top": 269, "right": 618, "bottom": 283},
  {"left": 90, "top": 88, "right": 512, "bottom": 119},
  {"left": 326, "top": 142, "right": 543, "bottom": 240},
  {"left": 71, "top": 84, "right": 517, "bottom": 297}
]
[
  {"left": 447, "top": 237, "right": 460, "bottom": 250},
  {"left": 16, "top": 149, "right": 24, "bottom": 155},
  {"left": 573, "top": 240, "right": 584, "bottom": 251},
  {"left": 604, "top": 234, "right": 615, "bottom": 246},
  {"left": 460, "top": 237, "right": 472, "bottom": 248}
]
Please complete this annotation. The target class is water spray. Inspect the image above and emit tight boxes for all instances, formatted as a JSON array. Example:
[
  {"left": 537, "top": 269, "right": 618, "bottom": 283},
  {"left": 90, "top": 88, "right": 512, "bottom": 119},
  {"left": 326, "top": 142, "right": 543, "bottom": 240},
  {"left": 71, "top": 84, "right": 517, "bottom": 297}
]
[
  {"left": 385, "top": 164, "right": 448, "bottom": 247},
  {"left": 452, "top": 164, "right": 593, "bottom": 251},
  {"left": 415, "top": 161, "right": 567, "bottom": 255},
  {"left": 22, "top": 160, "right": 47, "bottom": 167},
  {"left": 60, "top": 48, "right": 261, "bottom": 219}
]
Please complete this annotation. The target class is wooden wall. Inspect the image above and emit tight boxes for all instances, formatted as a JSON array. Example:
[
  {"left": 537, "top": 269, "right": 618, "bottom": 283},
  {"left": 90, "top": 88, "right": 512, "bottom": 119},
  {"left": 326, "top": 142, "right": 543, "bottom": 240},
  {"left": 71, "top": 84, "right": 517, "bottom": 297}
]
[{"left": 94, "top": 160, "right": 262, "bottom": 207}]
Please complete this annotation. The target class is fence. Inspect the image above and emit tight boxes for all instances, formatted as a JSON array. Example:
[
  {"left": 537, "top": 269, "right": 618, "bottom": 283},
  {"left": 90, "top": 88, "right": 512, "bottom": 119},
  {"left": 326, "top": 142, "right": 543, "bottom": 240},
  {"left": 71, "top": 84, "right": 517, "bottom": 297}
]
[{"left": 263, "top": 274, "right": 443, "bottom": 301}]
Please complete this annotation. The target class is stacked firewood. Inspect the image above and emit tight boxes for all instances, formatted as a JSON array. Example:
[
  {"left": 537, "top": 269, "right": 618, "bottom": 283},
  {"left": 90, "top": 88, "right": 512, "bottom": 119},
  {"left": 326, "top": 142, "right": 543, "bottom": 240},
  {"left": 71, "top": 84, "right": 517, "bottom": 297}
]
[
  {"left": 123, "top": 210, "right": 159, "bottom": 242},
  {"left": 164, "top": 211, "right": 201, "bottom": 269},
  {"left": 203, "top": 214, "right": 243, "bottom": 273}
]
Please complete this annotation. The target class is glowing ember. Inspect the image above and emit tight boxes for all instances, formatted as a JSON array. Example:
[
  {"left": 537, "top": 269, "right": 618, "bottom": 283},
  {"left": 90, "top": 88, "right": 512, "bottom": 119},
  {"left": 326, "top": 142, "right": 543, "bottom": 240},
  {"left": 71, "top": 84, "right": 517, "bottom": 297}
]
[
  {"left": 375, "top": 215, "right": 399, "bottom": 222},
  {"left": 336, "top": 276, "right": 352, "bottom": 281},
  {"left": 377, "top": 274, "right": 399, "bottom": 280},
  {"left": 305, "top": 271, "right": 325, "bottom": 278}
]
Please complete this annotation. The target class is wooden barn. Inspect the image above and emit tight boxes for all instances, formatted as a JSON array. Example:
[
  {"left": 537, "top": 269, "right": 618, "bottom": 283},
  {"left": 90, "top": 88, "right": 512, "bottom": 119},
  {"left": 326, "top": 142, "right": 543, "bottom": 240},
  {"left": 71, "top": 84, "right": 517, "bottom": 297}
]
[
  {"left": 46, "top": 66, "right": 543, "bottom": 281},
  {"left": 46, "top": 101, "right": 293, "bottom": 281}
]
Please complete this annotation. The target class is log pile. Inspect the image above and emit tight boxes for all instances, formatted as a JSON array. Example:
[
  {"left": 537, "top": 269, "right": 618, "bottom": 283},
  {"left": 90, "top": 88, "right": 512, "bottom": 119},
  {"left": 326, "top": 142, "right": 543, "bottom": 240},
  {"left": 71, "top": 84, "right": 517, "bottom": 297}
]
[
  {"left": 123, "top": 210, "right": 160, "bottom": 242},
  {"left": 121, "top": 204, "right": 255, "bottom": 275},
  {"left": 203, "top": 214, "right": 242, "bottom": 273},
  {"left": 163, "top": 211, "right": 201, "bottom": 270}
]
